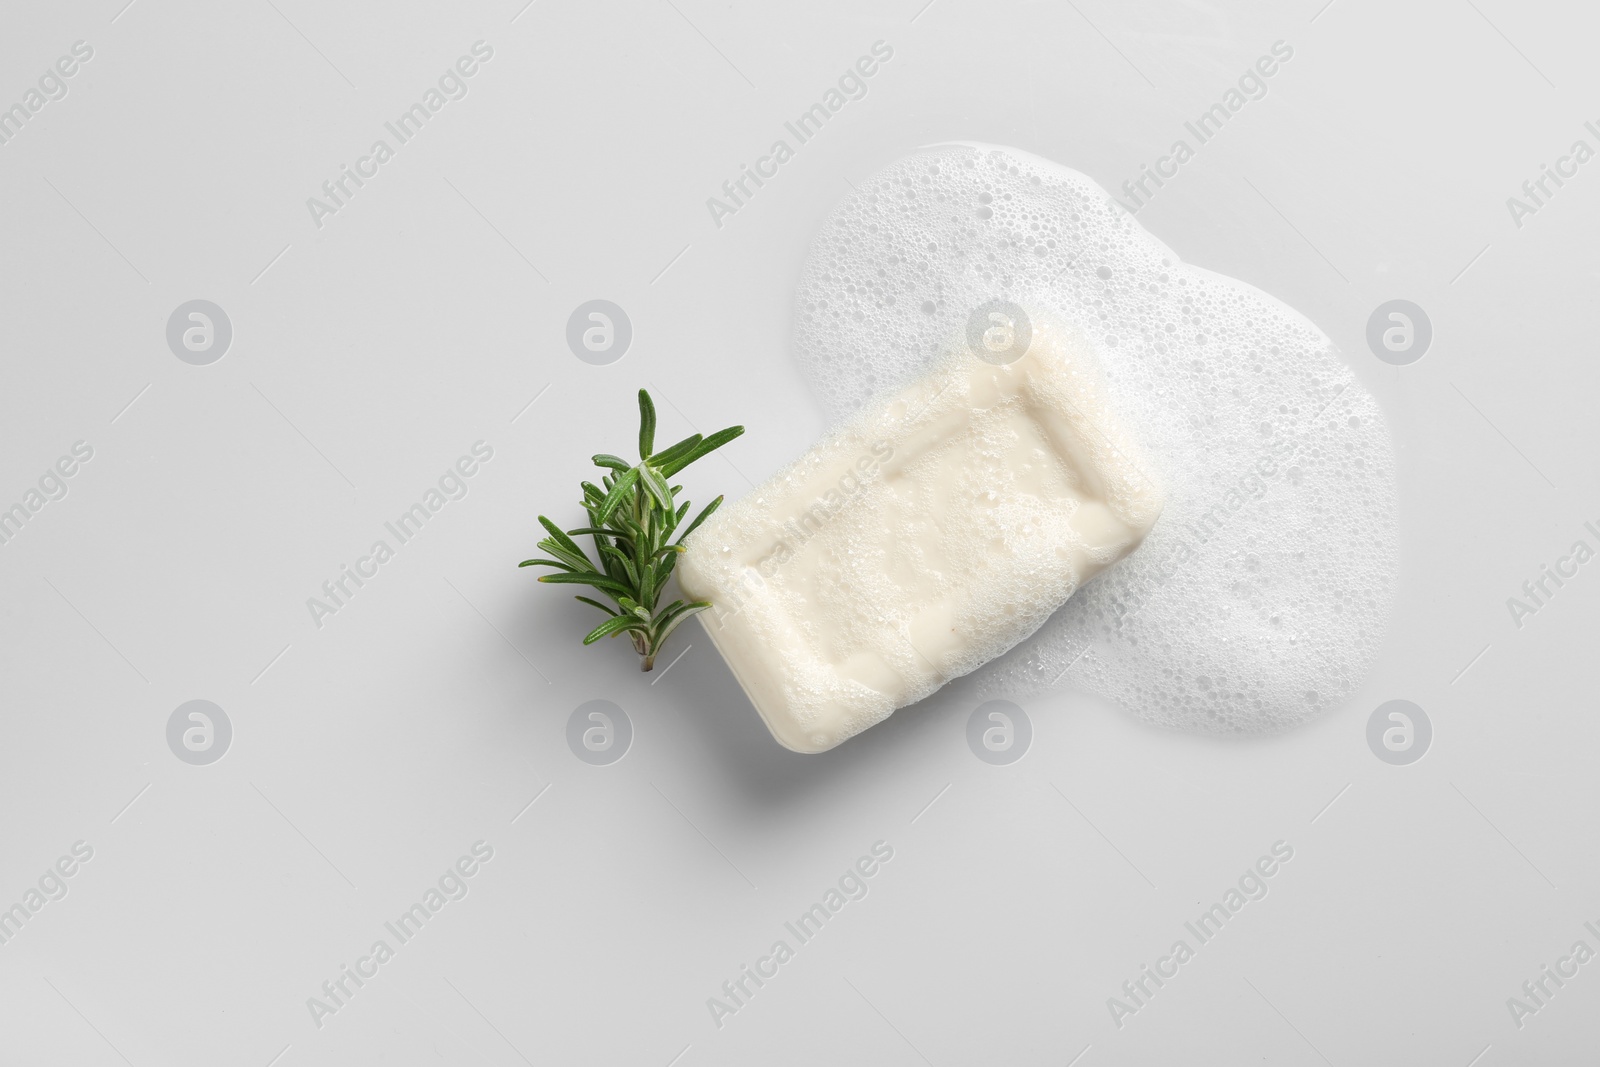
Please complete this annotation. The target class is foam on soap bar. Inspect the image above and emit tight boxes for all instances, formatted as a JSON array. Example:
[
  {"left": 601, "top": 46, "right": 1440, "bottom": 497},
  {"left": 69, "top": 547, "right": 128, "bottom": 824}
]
[
  {"left": 677, "top": 312, "right": 1163, "bottom": 753},
  {"left": 793, "top": 144, "right": 1398, "bottom": 734}
]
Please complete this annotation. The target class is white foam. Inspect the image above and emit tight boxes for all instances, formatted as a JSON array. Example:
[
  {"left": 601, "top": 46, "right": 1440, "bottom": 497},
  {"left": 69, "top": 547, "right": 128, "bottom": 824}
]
[{"left": 793, "top": 144, "right": 1397, "bottom": 733}]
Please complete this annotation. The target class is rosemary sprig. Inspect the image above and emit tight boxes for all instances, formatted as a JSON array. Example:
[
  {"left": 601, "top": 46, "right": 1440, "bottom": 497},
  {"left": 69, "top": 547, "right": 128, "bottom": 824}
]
[{"left": 519, "top": 389, "right": 743, "bottom": 671}]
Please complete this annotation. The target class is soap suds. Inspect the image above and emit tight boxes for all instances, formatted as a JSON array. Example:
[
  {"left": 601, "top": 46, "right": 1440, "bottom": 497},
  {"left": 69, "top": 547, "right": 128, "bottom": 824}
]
[{"left": 793, "top": 144, "right": 1396, "bottom": 733}]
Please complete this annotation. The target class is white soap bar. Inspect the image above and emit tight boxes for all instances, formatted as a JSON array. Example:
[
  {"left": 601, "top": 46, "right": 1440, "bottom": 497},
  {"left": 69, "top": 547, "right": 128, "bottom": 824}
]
[{"left": 678, "top": 311, "right": 1164, "bottom": 753}]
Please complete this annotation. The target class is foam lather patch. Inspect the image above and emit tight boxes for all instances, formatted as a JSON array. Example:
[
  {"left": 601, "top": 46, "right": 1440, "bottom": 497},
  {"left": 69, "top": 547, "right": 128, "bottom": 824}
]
[{"left": 793, "top": 144, "right": 1397, "bottom": 733}]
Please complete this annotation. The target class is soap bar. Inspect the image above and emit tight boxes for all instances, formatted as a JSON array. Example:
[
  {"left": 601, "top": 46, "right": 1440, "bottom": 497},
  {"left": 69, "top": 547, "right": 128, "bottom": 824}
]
[{"left": 677, "top": 310, "right": 1163, "bottom": 753}]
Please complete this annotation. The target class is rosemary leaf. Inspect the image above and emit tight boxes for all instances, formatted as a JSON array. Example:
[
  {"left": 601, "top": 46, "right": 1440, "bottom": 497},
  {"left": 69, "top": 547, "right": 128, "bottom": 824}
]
[
  {"left": 676, "top": 495, "right": 723, "bottom": 544},
  {"left": 657, "top": 426, "right": 744, "bottom": 477},
  {"left": 538, "top": 571, "right": 634, "bottom": 597},
  {"left": 637, "top": 389, "right": 657, "bottom": 459},
  {"left": 596, "top": 467, "right": 640, "bottom": 524},
  {"left": 585, "top": 614, "right": 645, "bottom": 645},
  {"left": 574, "top": 595, "right": 617, "bottom": 616}
]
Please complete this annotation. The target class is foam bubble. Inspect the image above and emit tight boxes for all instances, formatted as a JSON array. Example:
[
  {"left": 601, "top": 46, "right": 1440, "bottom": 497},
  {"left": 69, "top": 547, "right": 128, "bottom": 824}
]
[{"left": 793, "top": 144, "right": 1397, "bottom": 733}]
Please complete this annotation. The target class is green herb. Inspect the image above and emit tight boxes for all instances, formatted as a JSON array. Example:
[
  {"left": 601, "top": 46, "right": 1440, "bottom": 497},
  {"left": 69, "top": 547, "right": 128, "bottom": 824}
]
[{"left": 519, "top": 389, "right": 743, "bottom": 671}]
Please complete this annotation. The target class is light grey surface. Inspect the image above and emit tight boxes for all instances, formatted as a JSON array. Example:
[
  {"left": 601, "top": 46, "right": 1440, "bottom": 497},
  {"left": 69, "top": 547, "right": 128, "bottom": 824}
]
[{"left": 1, "top": 1, "right": 1596, "bottom": 1064}]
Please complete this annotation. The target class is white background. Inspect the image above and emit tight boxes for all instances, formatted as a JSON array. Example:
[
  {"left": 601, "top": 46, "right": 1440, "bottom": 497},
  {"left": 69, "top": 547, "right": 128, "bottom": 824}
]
[{"left": 1, "top": 0, "right": 1597, "bottom": 1064}]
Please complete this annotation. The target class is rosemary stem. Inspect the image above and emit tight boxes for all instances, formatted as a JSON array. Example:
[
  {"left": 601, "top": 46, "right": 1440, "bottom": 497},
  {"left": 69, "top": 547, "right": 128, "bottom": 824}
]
[{"left": 520, "top": 388, "right": 741, "bottom": 673}]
